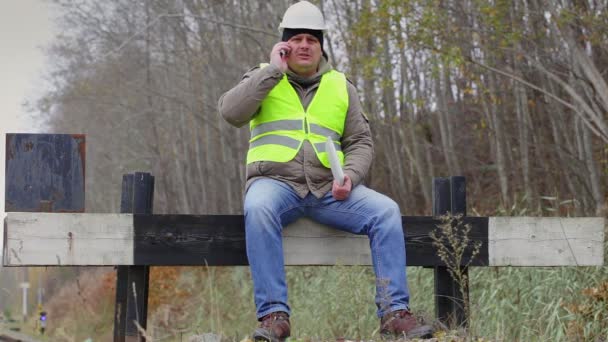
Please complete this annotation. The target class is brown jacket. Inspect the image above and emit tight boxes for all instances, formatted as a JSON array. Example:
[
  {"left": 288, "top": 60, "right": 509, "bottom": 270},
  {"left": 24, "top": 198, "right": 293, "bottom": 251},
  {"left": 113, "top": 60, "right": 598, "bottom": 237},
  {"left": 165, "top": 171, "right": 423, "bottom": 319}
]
[{"left": 218, "top": 58, "right": 373, "bottom": 198}]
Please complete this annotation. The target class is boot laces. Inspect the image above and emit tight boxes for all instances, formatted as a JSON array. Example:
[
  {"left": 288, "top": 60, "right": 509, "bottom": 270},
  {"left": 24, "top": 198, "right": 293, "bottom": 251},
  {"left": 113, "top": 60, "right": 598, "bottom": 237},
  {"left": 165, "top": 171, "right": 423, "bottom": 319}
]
[{"left": 260, "top": 312, "right": 288, "bottom": 328}]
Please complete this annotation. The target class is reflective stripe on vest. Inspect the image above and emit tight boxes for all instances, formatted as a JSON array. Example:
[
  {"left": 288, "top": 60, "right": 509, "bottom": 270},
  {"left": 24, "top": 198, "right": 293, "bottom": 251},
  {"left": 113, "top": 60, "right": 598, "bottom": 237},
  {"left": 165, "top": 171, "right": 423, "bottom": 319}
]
[{"left": 246, "top": 64, "right": 349, "bottom": 168}]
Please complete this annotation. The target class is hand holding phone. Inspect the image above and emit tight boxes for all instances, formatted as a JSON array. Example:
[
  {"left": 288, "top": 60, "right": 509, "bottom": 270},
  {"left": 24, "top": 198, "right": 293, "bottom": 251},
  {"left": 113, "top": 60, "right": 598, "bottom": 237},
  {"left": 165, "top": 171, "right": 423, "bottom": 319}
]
[{"left": 270, "top": 42, "right": 290, "bottom": 72}]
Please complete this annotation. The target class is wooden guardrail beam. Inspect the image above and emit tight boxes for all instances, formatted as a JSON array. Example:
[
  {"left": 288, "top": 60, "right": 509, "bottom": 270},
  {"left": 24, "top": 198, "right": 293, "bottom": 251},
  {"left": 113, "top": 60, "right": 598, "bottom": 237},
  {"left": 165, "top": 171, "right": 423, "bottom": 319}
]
[{"left": 4, "top": 213, "right": 604, "bottom": 267}]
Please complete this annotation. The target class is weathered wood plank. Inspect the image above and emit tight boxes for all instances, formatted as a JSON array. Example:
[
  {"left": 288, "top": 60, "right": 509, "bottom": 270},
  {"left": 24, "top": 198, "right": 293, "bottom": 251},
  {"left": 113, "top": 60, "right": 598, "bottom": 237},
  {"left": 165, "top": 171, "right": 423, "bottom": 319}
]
[
  {"left": 133, "top": 214, "right": 247, "bottom": 265},
  {"left": 4, "top": 213, "right": 604, "bottom": 267},
  {"left": 132, "top": 215, "right": 488, "bottom": 267},
  {"left": 4, "top": 213, "right": 488, "bottom": 266},
  {"left": 4, "top": 212, "right": 133, "bottom": 265},
  {"left": 283, "top": 218, "right": 371, "bottom": 265},
  {"left": 489, "top": 217, "right": 605, "bottom": 266}
]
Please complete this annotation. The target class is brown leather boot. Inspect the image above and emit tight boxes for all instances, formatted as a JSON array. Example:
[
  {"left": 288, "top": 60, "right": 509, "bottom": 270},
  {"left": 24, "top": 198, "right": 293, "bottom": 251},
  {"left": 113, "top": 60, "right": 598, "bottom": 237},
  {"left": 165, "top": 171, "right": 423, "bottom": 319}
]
[
  {"left": 380, "top": 309, "right": 434, "bottom": 339},
  {"left": 252, "top": 311, "right": 291, "bottom": 342}
]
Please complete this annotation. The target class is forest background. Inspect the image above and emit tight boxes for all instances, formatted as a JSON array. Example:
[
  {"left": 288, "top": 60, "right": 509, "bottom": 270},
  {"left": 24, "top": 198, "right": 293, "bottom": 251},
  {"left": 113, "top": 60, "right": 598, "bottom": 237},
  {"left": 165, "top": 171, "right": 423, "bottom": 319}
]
[{"left": 1, "top": 0, "right": 607, "bottom": 341}]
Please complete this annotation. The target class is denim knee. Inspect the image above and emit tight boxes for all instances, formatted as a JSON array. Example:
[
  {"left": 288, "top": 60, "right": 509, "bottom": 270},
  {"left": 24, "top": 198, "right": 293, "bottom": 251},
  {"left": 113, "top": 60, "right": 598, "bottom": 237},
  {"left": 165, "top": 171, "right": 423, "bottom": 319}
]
[
  {"left": 383, "top": 198, "right": 401, "bottom": 218},
  {"left": 370, "top": 198, "right": 403, "bottom": 235},
  {"left": 245, "top": 198, "right": 282, "bottom": 232}
]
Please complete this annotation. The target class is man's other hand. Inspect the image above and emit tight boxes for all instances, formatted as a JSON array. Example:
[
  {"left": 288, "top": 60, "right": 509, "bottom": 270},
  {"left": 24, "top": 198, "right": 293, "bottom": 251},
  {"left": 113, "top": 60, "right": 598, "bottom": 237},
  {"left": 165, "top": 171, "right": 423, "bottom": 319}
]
[
  {"left": 332, "top": 174, "right": 352, "bottom": 201},
  {"left": 270, "top": 42, "right": 291, "bottom": 73}
]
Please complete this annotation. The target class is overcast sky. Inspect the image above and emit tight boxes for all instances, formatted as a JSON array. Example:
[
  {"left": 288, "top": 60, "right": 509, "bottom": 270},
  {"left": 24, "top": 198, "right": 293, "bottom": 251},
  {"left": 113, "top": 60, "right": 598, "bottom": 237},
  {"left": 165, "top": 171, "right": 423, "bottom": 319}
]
[{"left": 1, "top": 1, "right": 56, "bottom": 249}]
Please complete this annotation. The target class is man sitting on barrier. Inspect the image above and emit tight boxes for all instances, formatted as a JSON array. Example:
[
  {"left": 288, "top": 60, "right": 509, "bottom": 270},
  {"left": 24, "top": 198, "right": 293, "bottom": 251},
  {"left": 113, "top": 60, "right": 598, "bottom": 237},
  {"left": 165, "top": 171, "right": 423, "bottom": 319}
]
[{"left": 219, "top": 1, "right": 433, "bottom": 340}]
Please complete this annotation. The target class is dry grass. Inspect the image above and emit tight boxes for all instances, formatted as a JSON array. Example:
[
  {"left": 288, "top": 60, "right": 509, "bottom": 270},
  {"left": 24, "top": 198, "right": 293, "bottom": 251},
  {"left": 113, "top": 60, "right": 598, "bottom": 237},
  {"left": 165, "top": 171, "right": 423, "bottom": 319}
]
[{"left": 25, "top": 261, "right": 608, "bottom": 341}]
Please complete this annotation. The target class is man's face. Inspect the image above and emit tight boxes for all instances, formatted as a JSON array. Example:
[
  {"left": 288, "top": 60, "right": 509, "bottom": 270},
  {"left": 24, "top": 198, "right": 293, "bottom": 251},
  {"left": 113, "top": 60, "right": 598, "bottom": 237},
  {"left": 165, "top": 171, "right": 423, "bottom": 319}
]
[{"left": 286, "top": 33, "right": 322, "bottom": 77}]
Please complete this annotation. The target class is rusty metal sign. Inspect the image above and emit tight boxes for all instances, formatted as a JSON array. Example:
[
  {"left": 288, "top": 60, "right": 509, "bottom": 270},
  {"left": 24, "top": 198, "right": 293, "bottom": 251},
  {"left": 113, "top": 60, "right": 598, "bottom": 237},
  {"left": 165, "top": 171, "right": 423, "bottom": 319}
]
[{"left": 5, "top": 134, "right": 85, "bottom": 212}]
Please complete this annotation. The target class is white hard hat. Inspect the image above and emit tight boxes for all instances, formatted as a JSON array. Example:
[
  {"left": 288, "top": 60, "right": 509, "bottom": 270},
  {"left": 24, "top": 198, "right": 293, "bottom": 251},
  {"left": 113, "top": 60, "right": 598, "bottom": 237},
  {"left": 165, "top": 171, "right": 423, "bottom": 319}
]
[{"left": 278, "top": 1, "right": 327, "bottom": 32}]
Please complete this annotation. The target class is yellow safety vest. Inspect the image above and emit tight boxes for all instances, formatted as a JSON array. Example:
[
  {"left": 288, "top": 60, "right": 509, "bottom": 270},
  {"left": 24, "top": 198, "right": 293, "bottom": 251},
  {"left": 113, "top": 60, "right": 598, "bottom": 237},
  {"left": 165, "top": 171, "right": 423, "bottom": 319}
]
[{"left": 247, "top": 65, "right": 349, "bottom": 168}]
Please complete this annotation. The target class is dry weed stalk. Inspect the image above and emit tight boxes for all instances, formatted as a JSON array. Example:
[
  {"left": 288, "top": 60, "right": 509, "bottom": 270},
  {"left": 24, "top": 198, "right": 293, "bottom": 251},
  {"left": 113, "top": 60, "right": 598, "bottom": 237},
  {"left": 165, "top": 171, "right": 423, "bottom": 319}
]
[{"left": 430, "top": 213, "right": 482, "bottom": 327}]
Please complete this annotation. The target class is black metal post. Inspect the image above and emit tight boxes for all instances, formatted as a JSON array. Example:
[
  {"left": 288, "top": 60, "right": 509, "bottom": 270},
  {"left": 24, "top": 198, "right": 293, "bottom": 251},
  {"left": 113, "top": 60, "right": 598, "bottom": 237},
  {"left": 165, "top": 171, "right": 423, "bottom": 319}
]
[
  {"left": 114, "top": 172, "right": 153, "bottom": 342},
  {"left": 433, "top": 176, "right": 468, "bottom": 328}
]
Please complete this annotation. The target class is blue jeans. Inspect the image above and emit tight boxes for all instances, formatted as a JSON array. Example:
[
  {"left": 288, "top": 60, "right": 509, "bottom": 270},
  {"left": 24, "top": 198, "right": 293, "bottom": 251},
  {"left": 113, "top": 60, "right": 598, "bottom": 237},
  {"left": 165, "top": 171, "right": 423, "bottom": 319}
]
[{"left": 244, "top": 178, "right": 410, "bottom": 319}]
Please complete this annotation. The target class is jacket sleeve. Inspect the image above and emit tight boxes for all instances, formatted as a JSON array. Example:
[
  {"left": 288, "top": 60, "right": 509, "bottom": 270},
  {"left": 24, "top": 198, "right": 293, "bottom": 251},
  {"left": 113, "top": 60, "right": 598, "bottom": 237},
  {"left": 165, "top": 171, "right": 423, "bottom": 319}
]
[
  {"left": 218, "top": 64, "right": 284, "bottom": 128},
  {"left": 341, "top": 82, "right": 373, "bottom": 188}
]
